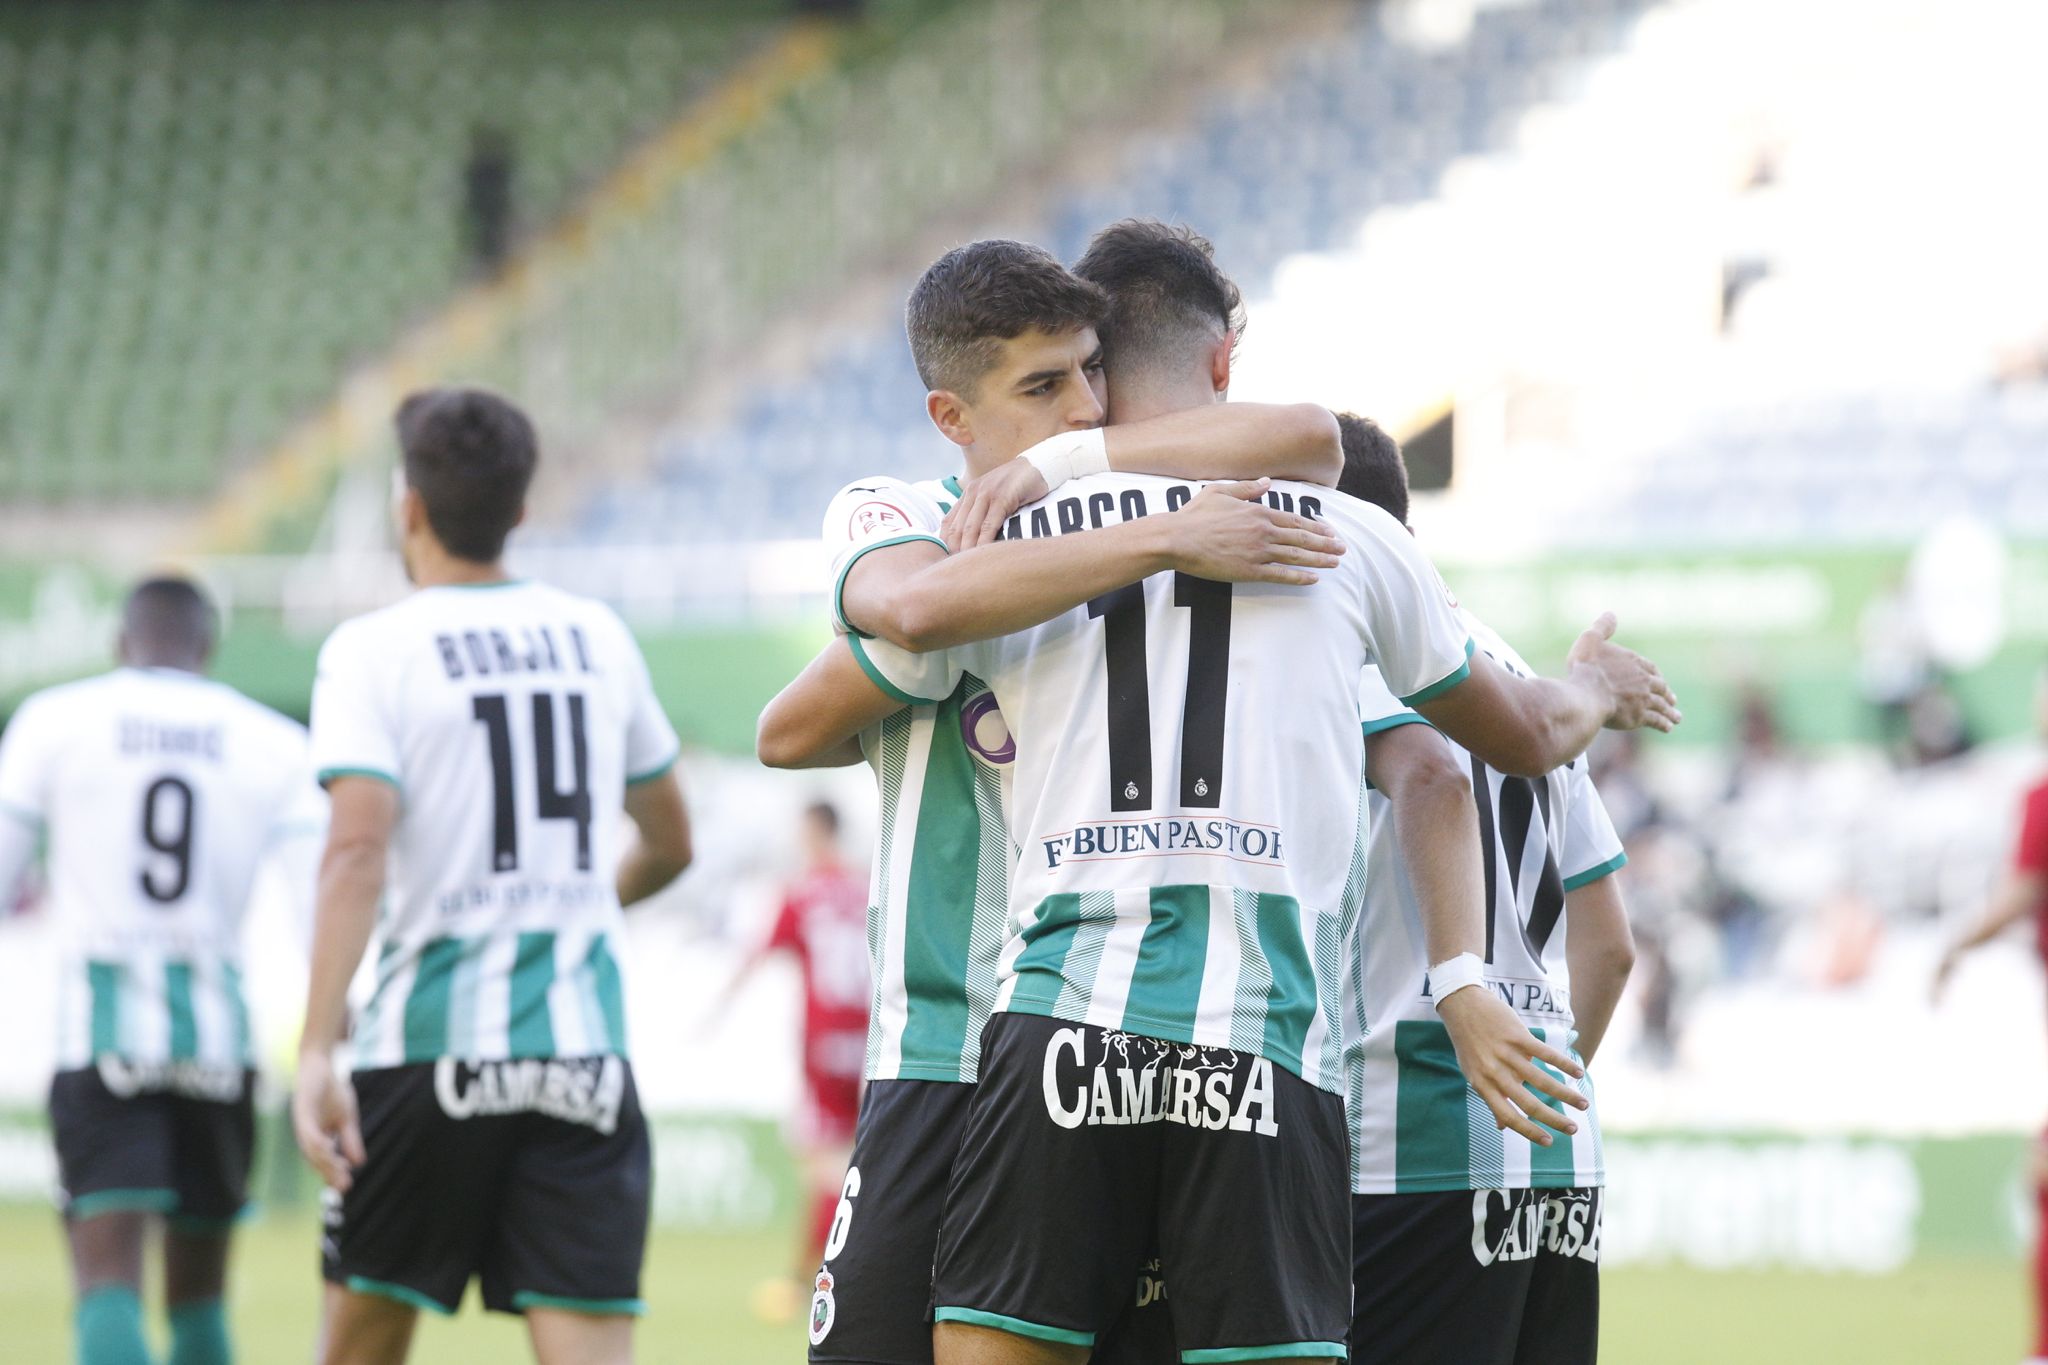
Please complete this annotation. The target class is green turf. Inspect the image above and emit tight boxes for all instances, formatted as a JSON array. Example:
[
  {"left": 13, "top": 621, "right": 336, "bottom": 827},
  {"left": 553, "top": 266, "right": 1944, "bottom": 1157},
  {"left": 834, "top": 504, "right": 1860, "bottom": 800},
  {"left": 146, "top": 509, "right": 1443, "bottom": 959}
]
[{"left": 0, "top": 1203, "right": 2027, "bottom": 1362}]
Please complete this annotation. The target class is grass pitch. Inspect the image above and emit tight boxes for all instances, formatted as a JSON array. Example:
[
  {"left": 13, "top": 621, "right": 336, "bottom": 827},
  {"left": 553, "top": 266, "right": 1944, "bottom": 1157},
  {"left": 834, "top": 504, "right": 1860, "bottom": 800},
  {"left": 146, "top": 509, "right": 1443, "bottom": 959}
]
[{"left": 0, "top": 1204, "right": 2025, "bottom": 1362}]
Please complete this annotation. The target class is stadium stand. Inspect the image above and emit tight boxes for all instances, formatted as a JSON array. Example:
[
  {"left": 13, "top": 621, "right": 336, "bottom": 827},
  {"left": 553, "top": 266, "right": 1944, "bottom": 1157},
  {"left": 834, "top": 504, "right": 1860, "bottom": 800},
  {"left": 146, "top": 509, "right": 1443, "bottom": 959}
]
[
  {"left": 0, "top": 0, "right": 793, "bottom": 502},
  {"left": 551, "top": 0, "right": 1661, "bottom": 554}
]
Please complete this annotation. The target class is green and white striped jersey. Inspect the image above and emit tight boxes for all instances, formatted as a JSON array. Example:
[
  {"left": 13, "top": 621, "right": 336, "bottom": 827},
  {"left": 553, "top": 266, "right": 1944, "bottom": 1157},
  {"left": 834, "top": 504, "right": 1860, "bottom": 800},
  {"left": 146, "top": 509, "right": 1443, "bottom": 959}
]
[
  {"left": 858, "top": 477, "right": 1474, "bottom": 1094},
  {"left": 823, "top": 473, "right": 1013, "bottom": 1084},
  {"left": 309, "top": 581, "right": 680, "bottom": 1071},
  {"left": 1345, "top": 610, "right": 1626, "bottom": 1194},
  {"left": 0, "top": 668, "right": 321, "bottom": 1074}
]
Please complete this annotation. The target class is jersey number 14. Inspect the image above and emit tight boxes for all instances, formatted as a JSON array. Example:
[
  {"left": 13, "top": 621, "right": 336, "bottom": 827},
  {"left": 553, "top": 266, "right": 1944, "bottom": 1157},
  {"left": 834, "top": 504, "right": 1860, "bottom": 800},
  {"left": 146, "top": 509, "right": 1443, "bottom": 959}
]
[{"left": 472, "top": 690, "right": 593, "bottom": 873}]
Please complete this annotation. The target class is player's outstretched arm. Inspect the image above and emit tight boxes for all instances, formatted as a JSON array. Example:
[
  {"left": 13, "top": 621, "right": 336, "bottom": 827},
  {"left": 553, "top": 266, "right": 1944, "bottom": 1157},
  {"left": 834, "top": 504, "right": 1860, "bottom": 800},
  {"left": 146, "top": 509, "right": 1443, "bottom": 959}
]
[
  {"left": 758, "top": 638, "right": 908, "bottom": 769},
  {"left": 292, "top": 775, "right": 396, "bottom": 1193},
  {"left": 617, "top": 768, "right": 692, "bottom": 907},
  {"left": 1932, "top": 869, "right": 2045, "bottom": 1002},
  {"left": 1563, "top": 875, "right": 1635, "bottom": 1064},
  {"left": 841, "top": 480, "right": 1342, "bottom": 653},
  {"left": 1366, "top": 724, "right": 1588, "bottom": 1147},
  {"left": 944, "top": 402, "right": 1343, "bottom": 549},
  {"left": 1415, "top": 616, "right": 1681, "bottom": 778}
]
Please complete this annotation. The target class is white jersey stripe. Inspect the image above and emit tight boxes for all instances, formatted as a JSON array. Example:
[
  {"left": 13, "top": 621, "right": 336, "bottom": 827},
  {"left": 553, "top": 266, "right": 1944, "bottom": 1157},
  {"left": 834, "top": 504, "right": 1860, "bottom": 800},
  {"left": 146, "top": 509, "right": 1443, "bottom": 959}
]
[
  {"left": 1084, "top": 890, "right": 1153, "bottom": 1031},
  {"left": 871, "top": 709, "right": 933, "bottom": 1079},
  {"left": 1193, "top": 886, "right": 1242, "bottom": 1044}
]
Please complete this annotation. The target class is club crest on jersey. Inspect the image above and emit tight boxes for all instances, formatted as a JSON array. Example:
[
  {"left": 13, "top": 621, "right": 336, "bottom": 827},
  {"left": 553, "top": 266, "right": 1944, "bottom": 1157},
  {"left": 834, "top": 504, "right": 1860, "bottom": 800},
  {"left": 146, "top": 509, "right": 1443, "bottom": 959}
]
[
  {"left": 808, "top": 1271, "right": 837, "bottom": 1345},
  {"left": 959, "top": 689, "right": 1015, "bottom": 766},
  {"left": 847, "top": 500, "right": 912, "bottom": 540}
]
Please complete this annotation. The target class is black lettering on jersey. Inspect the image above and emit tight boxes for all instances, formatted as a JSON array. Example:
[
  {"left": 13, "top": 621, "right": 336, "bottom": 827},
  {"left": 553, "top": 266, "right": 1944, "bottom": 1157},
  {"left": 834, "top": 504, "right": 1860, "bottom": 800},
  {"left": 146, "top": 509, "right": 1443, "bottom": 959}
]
[
  {"left": 1001, "top": 514, "right": 1022, "bottom": 542},
  {"left": 119, "top": 720, "right": 222, "bottom": 761},
  {"left": 538, "top": 627, "right": 563, "bottom": 672},
  {"left": 1165, "top": 484, "right": 1194, "bottom": 512},
  {"left": 436, "top": 634, "right": 466, "bottom": 679},
  {"left": 1299, "top": 495, "right": 1322, "bottom": 519},
  {"left": 1087, "top": 491, "right": 1115, "bottom": 528},
  {"left": 569, "top": 626, "right": 593, "bottom": 673},
  {"left": 1028, "top": 508, "right": 1054, "bottom": 541},
  {"left": 1264, "top": 490, "right": 1295, "bottom": 513},
  {"left": 1120, "top": 490, "right": 1149, "bottom": 522},
  {"left": 463, "top": 631, "right": 493, "bottom": 674},
  {"left": 1056, "top": 497, "right": 1086, "bottom": 535},
  {"left": 489, "top": 630, "right": 519, "bottom": 673},
  {"left": 517, "top": 627, "right": 548, "bottom": 672}
]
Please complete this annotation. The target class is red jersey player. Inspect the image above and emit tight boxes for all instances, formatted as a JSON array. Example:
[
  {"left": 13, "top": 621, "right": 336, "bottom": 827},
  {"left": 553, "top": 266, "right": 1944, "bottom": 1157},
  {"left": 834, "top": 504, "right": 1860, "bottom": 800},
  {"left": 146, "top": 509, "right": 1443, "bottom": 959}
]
[
  {"left": 1934, "top": 671, "right": 2048, "bottom": 1365},
  {"left": 719, "top": 800, "right": 871, "bottom": 1301}
]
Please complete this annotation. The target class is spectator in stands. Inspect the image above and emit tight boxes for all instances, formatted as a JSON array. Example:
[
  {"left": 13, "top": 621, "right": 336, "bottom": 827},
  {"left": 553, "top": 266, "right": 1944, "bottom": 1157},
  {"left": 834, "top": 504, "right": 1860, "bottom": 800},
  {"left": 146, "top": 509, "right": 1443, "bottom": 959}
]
[{"left": 463, "top": 125, "right": 516, "bottom": 276}]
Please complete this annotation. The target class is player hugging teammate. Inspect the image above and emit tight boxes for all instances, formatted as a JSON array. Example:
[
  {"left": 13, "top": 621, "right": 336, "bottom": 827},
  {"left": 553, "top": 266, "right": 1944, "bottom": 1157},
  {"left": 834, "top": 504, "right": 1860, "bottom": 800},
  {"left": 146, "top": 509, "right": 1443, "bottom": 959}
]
[{"left": 762, "top": 223, "right": 1679, "bottom": 1364}]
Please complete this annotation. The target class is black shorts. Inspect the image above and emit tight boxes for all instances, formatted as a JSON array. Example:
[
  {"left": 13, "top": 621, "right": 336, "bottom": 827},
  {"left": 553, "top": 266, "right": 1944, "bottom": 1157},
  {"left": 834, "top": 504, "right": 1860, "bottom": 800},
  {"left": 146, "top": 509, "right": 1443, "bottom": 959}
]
[
  {"left": 321, "top": 1055, "right": 650, "bottom": 1318},
  {"left": 50, "top": 1062, "right": 255, "bottom": 1226},
  {"left": 932, "top": 1013, "right": 1349, "bottom": 1360},
  {"left": 1350, "top": 1187, "right": 1602, "bottom": 1365}
]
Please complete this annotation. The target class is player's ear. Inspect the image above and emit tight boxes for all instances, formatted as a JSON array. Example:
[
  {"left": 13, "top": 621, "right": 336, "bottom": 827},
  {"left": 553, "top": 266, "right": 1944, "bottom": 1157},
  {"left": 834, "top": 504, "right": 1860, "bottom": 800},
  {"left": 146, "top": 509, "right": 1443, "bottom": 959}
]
[
  {"left": 1210, "top": 331, "right": 1233, "bottom": 398},
  {"left": 399, "top": 485, "right": 428, "bottom": 539},
  {"left": 926, "top": 389, "right": 974, "bottom": 449}
]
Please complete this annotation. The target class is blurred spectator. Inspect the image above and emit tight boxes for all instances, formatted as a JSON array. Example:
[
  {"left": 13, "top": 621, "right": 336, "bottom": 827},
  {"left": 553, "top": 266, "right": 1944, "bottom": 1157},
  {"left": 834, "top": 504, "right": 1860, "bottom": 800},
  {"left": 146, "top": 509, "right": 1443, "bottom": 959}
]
[
  {"left": 1857, "top": 574, "right": 1932, "bottom": 748},
  {"left": 711, "top": 801, "right": 869, "bottom": 1315},
  {"left": 463, "top": 125, "right": 517, "bottom": 276}
]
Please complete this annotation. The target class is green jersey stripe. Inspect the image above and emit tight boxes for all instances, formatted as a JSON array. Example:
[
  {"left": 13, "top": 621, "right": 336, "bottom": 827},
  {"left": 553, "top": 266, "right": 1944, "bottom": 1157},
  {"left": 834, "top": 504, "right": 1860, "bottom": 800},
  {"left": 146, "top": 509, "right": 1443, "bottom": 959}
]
[
  {"left": 1467, "top": 1087, "right": 1506, "bottom": 1188},
  {"left": 1392, "top": 1020, "right": 1467, "bottom": 1193},
  {"left": 402, "top": 938, "right": 464, "bottom": 1061},
  {"left": 88, "top": 962, "right": 121, "bottom": 1056},
  {"left": 896, "top": 694, "right": 980, "bottom": 1067},
  {"left": 1255, "top": 894, "right": 1316, "bottom": 1070},
  {"left": 1526, "top": 1026, "right": 1580, "bottom": 1184},
  {"left": 586, "top": 935, "right": 628, "bottom": 1054},
  {"left": 165, "top": 963, "right": 198, "bottom": 1061},
  {"left": 222, "top": 962, "right": 250, "bottom": 1063},
  {"left": 1131, "top": 887, "right": 1210, "bottom": 1030},
  {"left": 508, "top": 932, "right": 558, "bottom": 1057},
  {"left": 1018, "top": 893, "right": 1085, "bottom": 1016}
]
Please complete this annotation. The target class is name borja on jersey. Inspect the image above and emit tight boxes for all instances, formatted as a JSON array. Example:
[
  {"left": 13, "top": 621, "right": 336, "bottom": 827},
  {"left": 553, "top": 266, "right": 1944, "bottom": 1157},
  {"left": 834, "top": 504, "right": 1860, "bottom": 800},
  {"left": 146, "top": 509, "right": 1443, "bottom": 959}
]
[{"left": 431, "top": 623, "right": 599, "bottom": 681}]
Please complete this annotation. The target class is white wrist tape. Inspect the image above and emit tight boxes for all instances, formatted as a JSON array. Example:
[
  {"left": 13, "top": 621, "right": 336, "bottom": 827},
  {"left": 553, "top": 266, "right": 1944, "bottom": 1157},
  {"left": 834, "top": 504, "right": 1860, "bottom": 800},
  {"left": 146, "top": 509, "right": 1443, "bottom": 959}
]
[
  {"left": 1429, "top": 952, "right": 1486, "bottom": 1007},
  {"left": 1020, "top": 427, "right": 1110, "bottom": 492}
]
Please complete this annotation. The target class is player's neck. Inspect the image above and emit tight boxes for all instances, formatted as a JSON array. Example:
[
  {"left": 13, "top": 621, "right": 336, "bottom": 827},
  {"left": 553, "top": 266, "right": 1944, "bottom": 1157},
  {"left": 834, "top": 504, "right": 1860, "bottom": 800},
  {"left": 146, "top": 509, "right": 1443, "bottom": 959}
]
[
  {"left": 409, "top": 543, "right": 515, "bottom": 590},
  {"left": 1111, "top": 375, "right": 1216, "bottom": 425}
]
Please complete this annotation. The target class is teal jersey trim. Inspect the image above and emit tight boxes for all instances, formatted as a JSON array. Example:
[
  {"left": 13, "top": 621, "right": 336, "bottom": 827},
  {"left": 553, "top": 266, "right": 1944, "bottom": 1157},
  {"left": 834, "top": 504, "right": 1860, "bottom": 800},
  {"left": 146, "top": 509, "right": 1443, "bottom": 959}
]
[
  {"left": 834, "top": 533, "right": 949, "bottom": 637},
  {"left": 427, "top": 578, "right": 526, "bottom": 590},
  {"left": 941, "top": 475, "right": 964, "bottom": 499},
  {"left": 1184, "top": 1346, "right": 1348, "bottom": 1362},
  {"left": 318, "top": 766, "right": 401, "bottom": 792},
  {"left": 346, "top": 1275, "right": 457, "bottom": 1316},
  {"left": 165, "top": 962, "right": 198, "bottom": 1061},
  {"left": 626, "top": 752, "right": 680, "bottom": 785},
  {"left": 933, "top": 1307, "right": 1093, "bottom": 1347},
  {"left": 512, "top": 1291, "right": 646, "bottom": 1317},
  {"left": 1562, "top": 851, "right": 1628, "bottom": 892},
  {"left": 848, "top": 635, "right": 947, "bottom": 706},
  {"left": 68, "top": 1187, "right": 178, "bottom": 1220},
  {"left": 1360, "top": 712, "right": 1431, "bottom": 737},
  {"left": 1397, "top": 638, "right": 1478, "bottom": 707}
]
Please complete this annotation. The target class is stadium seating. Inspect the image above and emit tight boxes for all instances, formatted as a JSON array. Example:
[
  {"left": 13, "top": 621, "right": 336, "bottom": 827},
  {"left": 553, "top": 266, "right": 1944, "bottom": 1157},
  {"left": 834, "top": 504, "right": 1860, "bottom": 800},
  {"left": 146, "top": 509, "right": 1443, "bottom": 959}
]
[
  {"left": 553, "top": 0, "right": 1661, "bottom": 552},
  {"left": 0, "top": 0, "right": 789, "bottom": 501}
]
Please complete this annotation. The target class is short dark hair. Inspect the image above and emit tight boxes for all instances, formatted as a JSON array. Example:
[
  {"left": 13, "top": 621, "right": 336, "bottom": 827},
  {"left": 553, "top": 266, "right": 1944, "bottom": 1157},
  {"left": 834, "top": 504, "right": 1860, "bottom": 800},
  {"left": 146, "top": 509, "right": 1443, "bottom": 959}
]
[
  {"left": 122, "top": 576, "right": 217, "bottom": 661},
  {"left": 905, "top": 239, "right": 1107, "bottom": 396},
  {"left": 1073, "top": 219, "right": 1246, "bottom": 381},
  {"left": 1335, "top": 413, "right": 1409, "bottom": 524},
  {"left": 395, "top": 387, "right": 537, "bottom": 563}
]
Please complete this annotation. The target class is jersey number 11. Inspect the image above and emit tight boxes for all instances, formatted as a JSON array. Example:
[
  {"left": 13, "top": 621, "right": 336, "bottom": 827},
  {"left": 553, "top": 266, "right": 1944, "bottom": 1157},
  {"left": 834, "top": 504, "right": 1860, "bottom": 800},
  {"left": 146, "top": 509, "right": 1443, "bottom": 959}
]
[{"left": 1088, "top": 574, "right": 1231, "bottom": 813}]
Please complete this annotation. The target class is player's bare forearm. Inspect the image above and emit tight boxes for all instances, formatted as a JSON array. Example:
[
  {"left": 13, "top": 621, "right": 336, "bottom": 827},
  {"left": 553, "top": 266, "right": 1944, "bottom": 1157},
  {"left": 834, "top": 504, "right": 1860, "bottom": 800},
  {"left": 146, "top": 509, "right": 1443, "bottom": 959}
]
[
  {"left": 759, "top": 639, "right": 902, "bottom": 768},
  {"left": 618, "top": 770, "right": 692, "bottom": 906},
  {"left": 1106, "top": 402, "right": 1343, "bottom": 487},
  {"left": 1563, "top": 876, "right": 1633, "bottom": 1064},
  {"left": 1949, "top": 872, "right": 2044, "bottom": 956},
  {"left": 844, "top": 520, "right": 1175, "bottom": 652},
  {"left": 1416, "top": 656, "right": 1603, "bottom": 779},
  {"left": 301, "top": 837, "right": 384, "bottom": 1055},
  {"left": 1367, "top": 725, "right": 1483, "bottom": 964}
]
